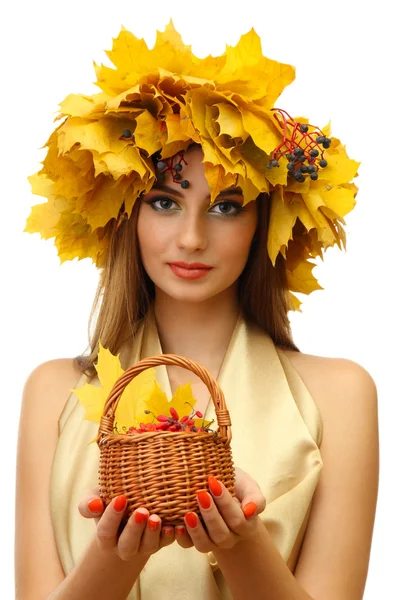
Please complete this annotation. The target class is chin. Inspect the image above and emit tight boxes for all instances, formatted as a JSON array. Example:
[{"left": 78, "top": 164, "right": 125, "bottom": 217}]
[
  {"left": 162, "top": 287, "right": 217, "bottom": 304},
  {"left": 156, "top": 280, "right": 231, "bottom": 304}
]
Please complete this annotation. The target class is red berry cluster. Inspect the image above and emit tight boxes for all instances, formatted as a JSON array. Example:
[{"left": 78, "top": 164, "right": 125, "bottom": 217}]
[
  {"left": 125, "top": 422, "right": 158, "bottom": 434},
  {"left": 120, "top": 403, "right": 215, "bottom": 435}
]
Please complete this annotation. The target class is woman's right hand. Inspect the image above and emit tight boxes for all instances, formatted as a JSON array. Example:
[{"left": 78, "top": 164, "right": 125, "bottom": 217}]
[{"left": 79, "top": 487, "right": 176, "bottom": 561}]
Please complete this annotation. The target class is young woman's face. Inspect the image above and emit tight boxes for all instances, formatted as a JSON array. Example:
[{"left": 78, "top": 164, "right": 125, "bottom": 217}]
[{"left": 137, "top": 146, "right": 258, "bottom": 303}]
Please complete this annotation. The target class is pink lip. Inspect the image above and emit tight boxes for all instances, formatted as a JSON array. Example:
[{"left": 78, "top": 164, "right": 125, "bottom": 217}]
[
  {"left": 169, "top": 261, "right": 212, "bottom": 269},
  {"left": 168, "top": 263, "right": 213, "bottom": 280}
]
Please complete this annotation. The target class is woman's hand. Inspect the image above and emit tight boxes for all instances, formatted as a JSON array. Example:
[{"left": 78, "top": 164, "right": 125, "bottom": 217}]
[
  {"left": 78, "top": 487, "right": 176, "bottom": 561},
  {"left": 175, "top": 466, "right": 267, "bottom": 552}
]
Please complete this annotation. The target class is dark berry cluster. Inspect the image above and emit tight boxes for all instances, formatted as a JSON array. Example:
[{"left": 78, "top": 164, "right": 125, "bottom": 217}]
[
  {"left": 119, "top": 131, "right": 190, "bottom": 188},
  {"left": 152, "top": 151, "right": 189, "bottom": 189},
  {"left": 268, "top": 139, "right": 330, "bottom": 182},
  {"left": 268, "top": 108, "right": 332, "bottom": 183}
]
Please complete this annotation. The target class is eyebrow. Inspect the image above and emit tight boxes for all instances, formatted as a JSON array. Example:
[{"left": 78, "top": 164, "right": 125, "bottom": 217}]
[{"left": 148, "top": 183, "right": 244, "bottom": 200}]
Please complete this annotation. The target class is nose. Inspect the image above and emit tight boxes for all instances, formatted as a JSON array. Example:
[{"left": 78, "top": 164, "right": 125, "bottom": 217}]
[{"left": 176, "top": 212, "right": 208, "bottom": 253}]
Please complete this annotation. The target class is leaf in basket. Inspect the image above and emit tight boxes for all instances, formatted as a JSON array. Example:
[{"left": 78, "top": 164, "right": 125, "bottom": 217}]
[
  {"left": 72, "top": 382, "right": 106, "bottom": 423},
  {"left": 96, "top": 341, "right": 125, "bottom": 390},
  {"left": 72, "top": 342, "right": 125, "bottom": 425},
  {"left": 169, "top": 382, "right": 198, "bottom": 419},
  {"left": 71, "top": 341, "right": 157, "bottom": 440},
  {"left": 143, "top": 380, "right": 170, "bottom": 418},
  {"left": 115, "top": 367, "right": 157, "bottom": 430}
]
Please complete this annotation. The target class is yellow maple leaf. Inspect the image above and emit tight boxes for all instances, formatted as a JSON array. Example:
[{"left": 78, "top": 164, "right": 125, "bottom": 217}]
[
  {"left": 139, "top": 380, "right": 169, "bottom": 420},
  {"left": 169, "top": 382, "right": 198, "bottom": 419},
  {"left": 71, "top": 342, "right": 156, "bottom": 443},
  {"left": 135, "top": 110, "right": 166, "bottom": 154},
  {"left": 203, "top": 163, "right": 237, "bottom": 204},
  {"left": 115, "top": 368, "right": 157, "bottom": 431}
]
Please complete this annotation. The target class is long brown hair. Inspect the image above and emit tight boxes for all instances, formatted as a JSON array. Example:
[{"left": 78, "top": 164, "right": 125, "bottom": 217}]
[{"left": 74, "top": 171, "right": 299, "bottom": 380}]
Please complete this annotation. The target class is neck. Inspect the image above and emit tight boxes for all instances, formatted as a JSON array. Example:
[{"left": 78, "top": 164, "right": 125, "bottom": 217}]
[{"left": 152, "top": 286, "right": 240, "bottom": 369}]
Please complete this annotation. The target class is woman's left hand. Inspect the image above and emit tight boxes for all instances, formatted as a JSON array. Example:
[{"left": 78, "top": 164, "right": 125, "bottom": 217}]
[{"left": 175, "top": 466, "right": 266, "bottom": 552}]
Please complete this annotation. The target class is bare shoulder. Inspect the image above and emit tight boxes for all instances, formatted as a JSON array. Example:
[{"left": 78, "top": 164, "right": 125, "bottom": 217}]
[
  {"left": 21, "top": 358, "right": 84, "bottom": 429},
  {"left": 28, "top": 356, "right": 83, "bottom": 383},
  {"left": 24, "top": 357, "right": 83, "bottom": 412},
  {"left": 15, "top": 358, "right": 84, "bottom": 599},
  {"left": 279, "top": 348, "right": 378, "bottom": 432},
  {"left": 277, "top": 349, "right": 379, "bottom": 598},
  {"left": 279, "top": 348, "right": 377, "bottom": 403}
]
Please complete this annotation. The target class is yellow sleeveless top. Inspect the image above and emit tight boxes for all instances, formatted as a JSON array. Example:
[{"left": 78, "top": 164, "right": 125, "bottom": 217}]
[{"left": 50, "top": 308, "right": 323, "bottom": 599}]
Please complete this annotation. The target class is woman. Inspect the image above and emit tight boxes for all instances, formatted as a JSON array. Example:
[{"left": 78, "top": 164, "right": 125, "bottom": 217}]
[{"left": 16, "top": 22, "right": 378, "bottom": 600}]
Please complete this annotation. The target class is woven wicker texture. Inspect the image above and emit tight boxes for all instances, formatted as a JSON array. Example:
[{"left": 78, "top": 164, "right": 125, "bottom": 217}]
[{"left": 96, "top": 354, "right": 235, "bottom": 525}]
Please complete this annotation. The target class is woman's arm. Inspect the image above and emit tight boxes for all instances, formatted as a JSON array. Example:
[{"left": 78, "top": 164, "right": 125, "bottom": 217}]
[
  {"left": 15, "top": 360, "right": 149, "bottom": 600},
  {"left": 213, "top": 357, "right": 379, "bottom": 600},
  {"left": 46, "top": 537, "right": 149, "bottom": 600},
  {"left": 213, "top": 518, "right": 313, "bottom": 599}
]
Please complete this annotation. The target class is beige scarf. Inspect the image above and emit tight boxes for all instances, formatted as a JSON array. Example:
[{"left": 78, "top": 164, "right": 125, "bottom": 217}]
[{"left": 50, "top": 308, "right": 323, "bottom": 599}]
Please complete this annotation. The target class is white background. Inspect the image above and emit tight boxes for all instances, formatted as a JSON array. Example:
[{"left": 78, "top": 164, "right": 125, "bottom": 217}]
[{"left": 2, "top": 0, "right": 398, "bottom": 597}]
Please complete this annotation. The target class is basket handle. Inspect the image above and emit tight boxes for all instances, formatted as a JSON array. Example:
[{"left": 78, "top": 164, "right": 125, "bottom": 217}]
[{"left": 97, "top": 354, "right": 232, "bottom": 444}]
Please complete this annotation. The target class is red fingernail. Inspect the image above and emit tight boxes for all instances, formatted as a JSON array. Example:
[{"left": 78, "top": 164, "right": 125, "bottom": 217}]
[
  {"left": 163, "top": 526, "right": 174, "bottom": 536},
  {"left": 114, "top": 496, "right": 127, "bottom": 512},
  {"left": 88, "top": 498, "right": 103, "bottom": 513},
  {"left": 208, "top": 476, "right": 222, "bottom": 497},
  {"left": 134, "top": 510, "right": 147, "bottom": 524},
  {"left": 197, "top": 490, "right": 211, "bottom": 509},
  {"left": 176, "top": 526, "right": 186, "bottom": 535},
  {"left": 185, "top": 512, "right": 198, "bottom": 528},
  {"left": 148, "top": 518, "right": 159, "bottom": 531},
  {"left": 243, "top": 502, "right": 257, "bottom": 518}
]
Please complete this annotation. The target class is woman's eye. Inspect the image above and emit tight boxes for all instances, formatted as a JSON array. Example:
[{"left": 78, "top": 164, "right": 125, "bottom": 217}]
[
  {"left": 209, "top": 201, "right": 243, "bottom": 216},
  {"left": 146, "top": 197, "right": 179, "bottom": 211}
]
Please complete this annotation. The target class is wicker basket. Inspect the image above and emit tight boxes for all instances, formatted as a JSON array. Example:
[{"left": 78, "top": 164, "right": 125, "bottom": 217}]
[{"left": 96, "top": 354, "right": 235, "bottom": 525}]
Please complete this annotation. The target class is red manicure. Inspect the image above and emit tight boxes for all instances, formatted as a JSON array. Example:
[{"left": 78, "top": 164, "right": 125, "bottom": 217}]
[
  {"left": 208, "top": 476, "right": 222, "bottom": 497},
  {"left": 197, "top": 490, "right": 211, "bottom": 509},
  {"left": 114, "top": 496, "right": 127, "bottom": 512},
  {"left": 176, "top": 526, "right": 186, "bottom": 535},
  {"left": 88, "top": 498, "right": 103, "bottom": 513},
  {"left": 243, "top": 502, "right": 257, "bottom": 518},
  {"left": 134, "top": 511, "right": 148, "bottom": 524},
  {"left": 148, "top": 518, "right": 160, "bottom": 531},
  {"left": 185, "top": 512, "right": 198, "bottom": 528}
]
